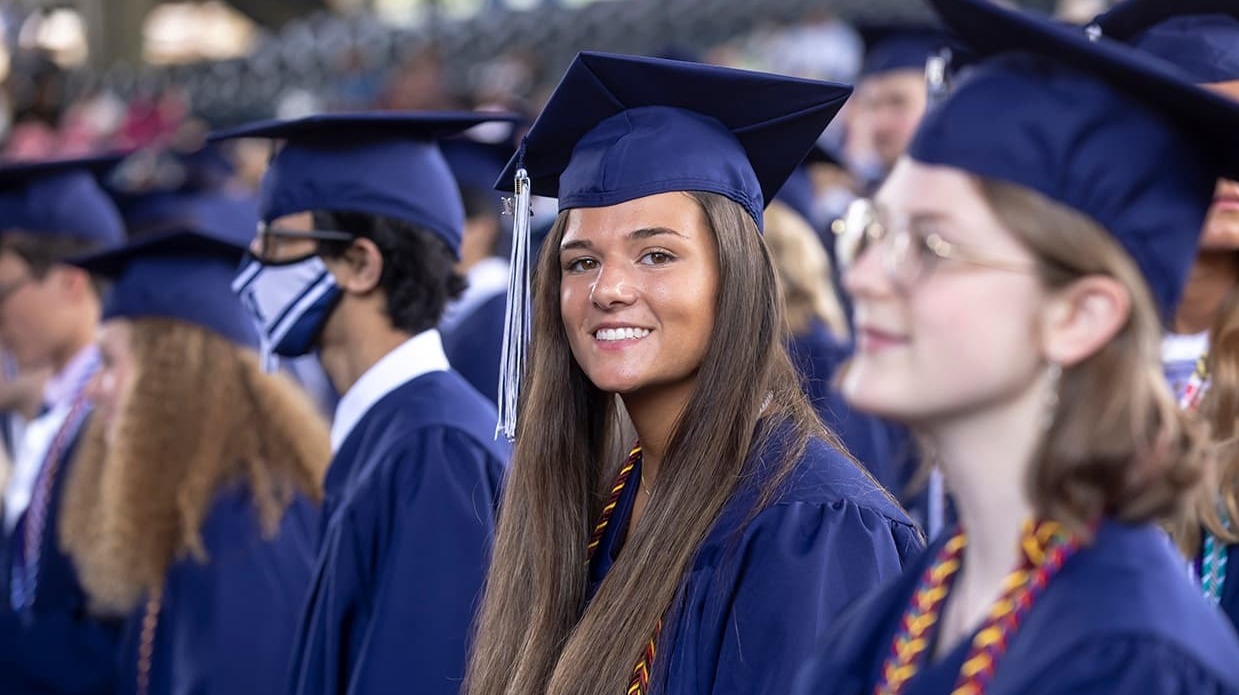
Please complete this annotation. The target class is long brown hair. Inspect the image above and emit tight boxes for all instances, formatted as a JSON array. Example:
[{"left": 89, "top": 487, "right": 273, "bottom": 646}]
[
  {"left": 60, "top": 318, "right": 329, "bottom": 614},
  {"left": 465, "top": 192, "right": 841, "bottom": 695},
  {"left": 976, "top": 179, "right": 1210, "bottom": 537}
]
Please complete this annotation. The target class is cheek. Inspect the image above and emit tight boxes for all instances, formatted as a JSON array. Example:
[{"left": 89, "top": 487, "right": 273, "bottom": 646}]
[{"left": 846, "top": 280, "right": 1042, "bottom": 419}]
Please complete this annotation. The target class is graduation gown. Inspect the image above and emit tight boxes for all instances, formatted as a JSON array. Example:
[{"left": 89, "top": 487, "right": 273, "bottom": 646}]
[
  {"left": 442, "top": 291, "right": 506, "bottom": 406},
  {"left": 785, "top": 320, "right": 922, "bottom": 518},
  {"left": 792, "top": 520, "right": 1239, "bottom": 695},
  {"left": 0, "top": 414, "right": 122, "bottom": 695},
  {"left": 589, "top": 429, "right": 923, "bottom": 695},
  {"left": 287, "top": 370, "right": 509, "bottom": 695},
  {"left": 115, "top": 485, "right": 319, "bottom": 695}
]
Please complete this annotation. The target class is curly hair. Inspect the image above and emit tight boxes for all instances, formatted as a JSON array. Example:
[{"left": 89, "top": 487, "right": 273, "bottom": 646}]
[
  {"left": 314, "top": 210, "right": 467, "bottom": 336},
  {"left": 60, "top": 318, "right": 330, "bottom": 614}
]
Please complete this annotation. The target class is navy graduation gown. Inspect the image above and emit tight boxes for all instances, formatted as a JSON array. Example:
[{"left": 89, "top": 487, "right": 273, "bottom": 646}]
[
  {"left": 785, "top": 320, "right": 922, "bottom": 514},
  {"left": 590, "top": 430, "right": 923, "bottom": 695},
  {"left": 792, "top": 520, "right": 1239, "bottom": 695},
  {"left": 442, "top": 292, "right": 506, "bottom": 406},
  {"left": 287, "top": 370, "right": 509, "bottom": 695},
  {"left": 116, "top": 486, "right": 319, "bottom": 695},
  {"left": 0, "top": 414, "right": 122, "bottom": 695}
]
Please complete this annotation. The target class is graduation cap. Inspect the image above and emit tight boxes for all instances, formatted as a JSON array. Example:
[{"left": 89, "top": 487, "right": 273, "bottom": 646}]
[
  {"left": 913, "top": 0, "right": 1239, "bottom": 319},
  {"left": 209, "top": 112, "right": 521, "bottom": 257},
  {"left": 0, "top": 155, "right": 125, "bottom": 245},
  {"left": 70, "top": 222, "right": 258, "bottom": 347},
  {"left": 858, "top": 27, "right": 947, "bottom": 80},
  {"left": 491, "top": 51, "right": 851, "bottom": 439},
  {"left": 97, "top": 146, "right": 259, "bottom": 242},
  {"left": 498, "top": 51, "right": 851, "bottom": 230},
  {"left": 1090, "top": 0, "right": 1239, "bottom": 84}
]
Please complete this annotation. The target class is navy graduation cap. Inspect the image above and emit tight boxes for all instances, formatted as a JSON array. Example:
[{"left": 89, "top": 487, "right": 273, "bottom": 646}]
[
  {"left": 914, "top": 0, "right": 1239, "bottom": 319},
  {"left": 497, "top": 51, "right": 852, "bottom": 231},
  {"left": 210, "top": 112, "right": 521, "bottom": 257},
  {"left": 70, "top": 218, "right": 258, "bottom": 347},
  {"left": 0, "top": 155, "right": 124, "bottom": 245},
  {"left": 491, "top": 51, "right": 852, "bottom": 439},
  {"left": 859, "top": 27, "right": 947, "bottom": 79},
  {"left": 1090, "top": 0, "right": 1239, "bottom": 84}
]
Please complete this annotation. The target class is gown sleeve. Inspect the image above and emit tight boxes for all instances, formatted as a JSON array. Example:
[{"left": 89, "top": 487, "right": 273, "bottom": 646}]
[
  {"left": 293, "top": 426, "right": 503, "bottom": 695},
  {"left": 707, "top": 499, "right": 921, "bottom": 695}
]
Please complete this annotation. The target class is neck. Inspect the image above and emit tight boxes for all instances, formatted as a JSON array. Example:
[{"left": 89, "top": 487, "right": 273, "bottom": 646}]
[
  {"left": 922, "top": 374, "right": 1048, "bottom": 639},
  {"left": 1173, "top": 251, "right": 1239, "bottom": 335},
  {"left": 318, "top": 316, "right": 413, "bottom": 396},
  {"left": 620, "top": 378, "right": 698, "bottom": 486},
  {"left": 52, "top": 324, "right": 96, "bottom": 375}
]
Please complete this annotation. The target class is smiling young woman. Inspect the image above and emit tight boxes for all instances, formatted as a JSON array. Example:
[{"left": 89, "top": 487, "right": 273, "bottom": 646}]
[
  {"left": 790, "top": 0, "right": 1239, "bottom": 693},
  {"left": 464, "top": 53, "right": 923, "bottom": 695}
]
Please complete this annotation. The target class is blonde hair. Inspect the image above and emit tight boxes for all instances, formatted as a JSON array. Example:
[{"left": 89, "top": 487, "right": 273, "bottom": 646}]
[
  {"left": 60, "top": 318, "right": 329, "bottom": 614},
  {"left": 1172, "top": 285, "right": 1239, "bottom": 552},
  {"left": 763, "top": 200, "right": 849, "bottom": 339}
]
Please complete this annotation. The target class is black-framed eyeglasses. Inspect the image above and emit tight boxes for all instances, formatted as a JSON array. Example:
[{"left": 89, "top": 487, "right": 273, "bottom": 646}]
[
  {"left": 255, "top": 223, "right": 355, "bottom": 260},
  {"left": 831, "top": 198, "right": 1033, "bottom": 287}
]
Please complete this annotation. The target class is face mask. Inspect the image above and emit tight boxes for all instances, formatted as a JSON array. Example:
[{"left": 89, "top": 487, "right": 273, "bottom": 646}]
[{"left": 232, "top": 253, "right": 341, "bottom": 359}]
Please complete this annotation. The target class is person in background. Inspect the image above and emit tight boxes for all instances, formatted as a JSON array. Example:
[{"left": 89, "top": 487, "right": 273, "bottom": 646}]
[
  {"left": 0, "top": 156, "right": 124, "bottom": 694},
  {"left": 1090, "top": 0, "right": 1239, "bottom": 630},
  {"left": 60, "top": 174, "right": 328, "bottom": 695},
  {"left": 792, "top": 0, "right": 1239, "bottom": 692},
  {"left": 211, "top": 112, "right": 512, "bottom": 695},
  {"left": 850, "top": 26, "right": 943, "bottom": 193}
]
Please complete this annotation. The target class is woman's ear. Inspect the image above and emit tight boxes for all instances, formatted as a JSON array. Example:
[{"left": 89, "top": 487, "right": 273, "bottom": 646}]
[
  {"left": 1039, "top": 275, "right": 1131, "bottom": 367},
  {"left": 329, "top": 238, "right": 385, "bottom": 294}
]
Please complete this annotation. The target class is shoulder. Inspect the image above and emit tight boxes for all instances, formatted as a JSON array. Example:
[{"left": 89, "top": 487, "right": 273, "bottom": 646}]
[
  {"left": 769, "top": 434, "right": 916, "bottom": 529},
  {"left": 351, "top": 372, "right": 509, "bottom": 465},
  {"left": 1005, "top": 522, "right": 1239, "bottom": 689},
  {"left": 1006, "top": 635, "right": 1239, "bottom": 695}
]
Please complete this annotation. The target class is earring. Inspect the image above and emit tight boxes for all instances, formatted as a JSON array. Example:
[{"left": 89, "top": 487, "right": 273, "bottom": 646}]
[{"left": 1041, "top": 362, "right": 1063, "bottom": 435}]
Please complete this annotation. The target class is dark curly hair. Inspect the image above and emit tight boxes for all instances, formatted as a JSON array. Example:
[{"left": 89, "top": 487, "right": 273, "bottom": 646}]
[{"left": 313, "top": 210, "right": 467, "bottom": 336}]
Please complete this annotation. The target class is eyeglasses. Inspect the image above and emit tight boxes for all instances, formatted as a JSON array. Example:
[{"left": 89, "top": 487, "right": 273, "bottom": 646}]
[
  {"left": 255, "top": 223, "right": 355, "bottom": 260},
  {"left": 832, "top": 198, "right": 1033, "bottom": 287}
]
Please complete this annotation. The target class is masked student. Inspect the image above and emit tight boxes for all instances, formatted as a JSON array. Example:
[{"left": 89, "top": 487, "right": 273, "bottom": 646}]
[{"left": 211, "top": 112, "right": 513, "bottom": 695}]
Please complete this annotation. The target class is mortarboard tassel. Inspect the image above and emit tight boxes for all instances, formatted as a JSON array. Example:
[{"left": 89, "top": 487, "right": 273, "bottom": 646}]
[{"left": 496, "top": 145, "right": 533, "bottom": 441}]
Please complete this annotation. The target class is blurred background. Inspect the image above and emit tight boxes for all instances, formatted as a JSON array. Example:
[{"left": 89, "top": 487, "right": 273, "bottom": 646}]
[{"left": 0, "top": 0, "right": 1105, "bottom": 160}]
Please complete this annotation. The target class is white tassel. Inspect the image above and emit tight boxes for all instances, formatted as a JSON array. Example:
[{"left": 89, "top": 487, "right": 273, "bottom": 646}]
[{"left": 496, "top": 164, "right": 533, "bottom": 441}]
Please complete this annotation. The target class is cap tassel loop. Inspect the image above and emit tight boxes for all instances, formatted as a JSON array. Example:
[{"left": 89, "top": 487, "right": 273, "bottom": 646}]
[{"left": 497, "top": 152, "right": 533, "bottom": 441}]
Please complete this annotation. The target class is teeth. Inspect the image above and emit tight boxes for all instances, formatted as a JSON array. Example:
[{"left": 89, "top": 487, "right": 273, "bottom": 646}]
[{"left": 595, "top": 327, "right": 652, "bottom": 341}]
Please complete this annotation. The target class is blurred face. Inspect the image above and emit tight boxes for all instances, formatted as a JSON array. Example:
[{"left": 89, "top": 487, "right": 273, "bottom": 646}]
[
  {"left": 88, "top": 320, "right": 135, "bottom": 444},
  {"left": 1201, "top": 81, "right": 1239, "bottom": 251},
  {"left": 1200, "top": 178, "right": 1239, "bottom": 250},
  {"left": 559, "top": 192, "right": 719, "bottom": 396},
  {"left": 839, "top": 159, "right": 1047, "bottom": 425},
  {"left": 857, "top": 70, "right": 928, "bottom": 170},
  {"left": 0, "top": 250, "right": 76, "bottom": 370}
]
